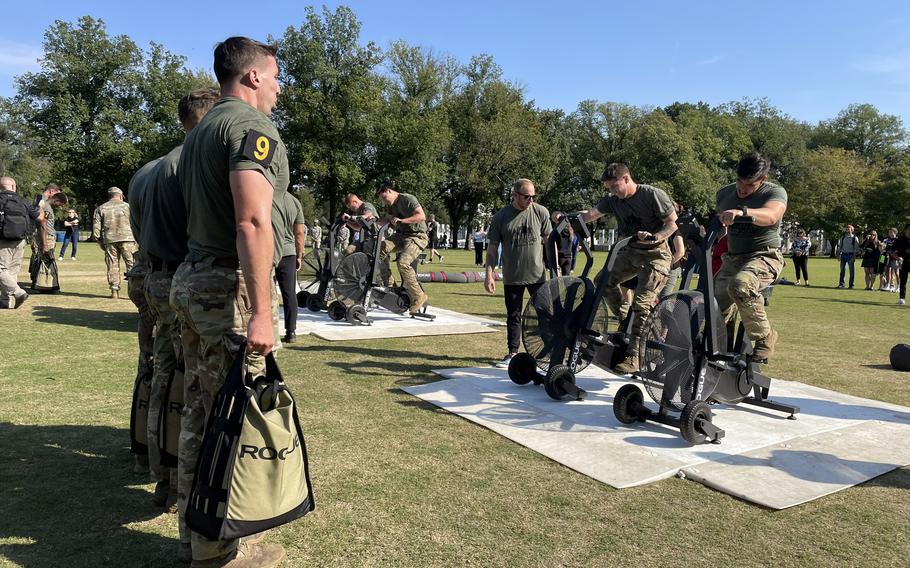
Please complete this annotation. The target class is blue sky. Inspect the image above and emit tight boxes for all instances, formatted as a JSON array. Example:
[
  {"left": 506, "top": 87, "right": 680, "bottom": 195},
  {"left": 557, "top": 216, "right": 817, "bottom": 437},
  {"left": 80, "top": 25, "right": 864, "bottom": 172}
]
[{"left": 2, "top": 1, "right": 909, "bottom": 126}]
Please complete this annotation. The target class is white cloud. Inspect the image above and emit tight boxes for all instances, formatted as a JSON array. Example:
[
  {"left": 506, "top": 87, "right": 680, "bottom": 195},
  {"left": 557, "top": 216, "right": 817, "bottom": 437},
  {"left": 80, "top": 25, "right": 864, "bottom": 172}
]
[
  {"left": 0, "top": 40, "right": 42, "bottom": 72},
  {"left": 695, "top": 54, "right": 726, "bottom": 67}
]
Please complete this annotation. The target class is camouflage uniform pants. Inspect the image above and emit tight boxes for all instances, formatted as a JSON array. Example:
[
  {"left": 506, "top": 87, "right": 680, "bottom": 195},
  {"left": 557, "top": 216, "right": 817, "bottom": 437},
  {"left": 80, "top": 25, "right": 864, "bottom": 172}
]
[
  {"left": 379, "top": 233, "right": 428, "bottom": 305},
  {"left": 170, "top": 259, "right": 274, "bottom": 560},
  {"left": 714, "top": 249, "right": 782, "bottom": 342},
  {"left": 128, "top": 271, "right": 155, "bottom": 356},
  {"left": 104, "top": 241, "right": 136, "bottom": 291},
  {"left": 601, "top": 242, "right": 672, "bottom": 352},
  {"left": 144, "top": 269, "right": 179, "bottom": 489}
]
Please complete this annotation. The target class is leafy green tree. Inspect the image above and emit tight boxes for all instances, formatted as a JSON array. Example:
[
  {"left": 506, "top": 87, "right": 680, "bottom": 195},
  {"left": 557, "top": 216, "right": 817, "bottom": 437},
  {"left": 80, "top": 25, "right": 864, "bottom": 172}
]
[
  {"left": 863, "top": 154, "right": 910, "bottom": 231},
  {"left": 440, "top": 55, "right": 559, "bottom": 245},
  {"left": 12, "top": 16, "right": 211, "bottom": 208},
  {"left": 372, "top": 41, "right": 454, "bottom": 213},
  {"left": 721, "top": 98, "right": 812, "bottom": 185},
  {"left": 787, "top": 146, "right": 879, "bottom": 254},
  {"left": 275, "top": 5, "right": 384, "bottom": 220},
  {"left": 620, "top": 110, "right": 716, "bottom": 215},
  {"left": 813, "top": 103, "right": 907, "bottom": 165}
]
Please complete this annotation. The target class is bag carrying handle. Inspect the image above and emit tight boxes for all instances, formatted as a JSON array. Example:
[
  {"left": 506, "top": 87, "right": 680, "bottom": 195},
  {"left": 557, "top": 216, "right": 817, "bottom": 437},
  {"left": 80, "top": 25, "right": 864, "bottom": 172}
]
[{"left": 228, "top": 341, "right": 285, "bottom": 392}]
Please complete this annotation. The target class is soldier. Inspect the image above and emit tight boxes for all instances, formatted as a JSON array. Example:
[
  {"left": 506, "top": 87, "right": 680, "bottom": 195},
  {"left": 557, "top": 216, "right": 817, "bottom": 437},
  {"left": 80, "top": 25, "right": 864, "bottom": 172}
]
[
  {"left": 375, "top": 180, "right": 429, "bottom": 314},
  {"left": 555, "top": 163, "right": 678, "bottom": 374},
  {"left": 714, "top": 152, "right": 788, "bottom": 363},
  {"left": 92, "top": 187, "right": 136, "bottom": 299},
  {"left": 170, "top": 36, "right": 287, "bottom": 567},
  {"left": 272, "top": 190, "right": 305, "bottom": 343},
  {"left": 29, "top": 183, "right": 64, "bottom": 292},
  {"left": 341, "top": 192, "right": 378, "bottom": 254},
  {"left": 129, "top": 88, "right": 220, "bottom": 558},
  {"left": 126, "top": 161, "right": 159, "bottom": 477}
]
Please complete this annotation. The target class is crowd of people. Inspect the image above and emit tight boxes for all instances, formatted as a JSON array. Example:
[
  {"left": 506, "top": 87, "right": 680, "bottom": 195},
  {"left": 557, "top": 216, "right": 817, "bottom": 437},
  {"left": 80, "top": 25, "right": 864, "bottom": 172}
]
[{"left": 2, "top": 32, "right": 910, "bottom": 568}]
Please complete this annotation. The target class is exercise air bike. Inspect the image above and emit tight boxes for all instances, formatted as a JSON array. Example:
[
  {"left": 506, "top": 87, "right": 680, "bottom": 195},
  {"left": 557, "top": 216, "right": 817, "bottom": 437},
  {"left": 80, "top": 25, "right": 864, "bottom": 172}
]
[
  {"left": 612, "top": 215, "right": 799, "bottom": 444},
  {"left": 327, "top": 216, "right": 435, "bottom": 325},
  {"left": 508, "top": 212, "right": 636, "bottom": 401},
  {"left": 297, "top": 215, "right": 345, "bottom": 313}
]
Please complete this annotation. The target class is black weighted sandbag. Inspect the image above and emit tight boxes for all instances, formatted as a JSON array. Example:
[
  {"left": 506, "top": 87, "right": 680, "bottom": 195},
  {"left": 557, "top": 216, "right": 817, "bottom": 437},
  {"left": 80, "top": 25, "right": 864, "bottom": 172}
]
[{"left": 889, "top": 344, "right": 910, "bottom": 372}]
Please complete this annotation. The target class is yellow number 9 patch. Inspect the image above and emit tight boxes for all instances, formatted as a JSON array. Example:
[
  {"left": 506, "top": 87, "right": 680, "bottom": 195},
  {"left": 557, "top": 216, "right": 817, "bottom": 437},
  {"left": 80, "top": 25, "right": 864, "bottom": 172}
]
[
  {"left": 242, "top": 129, "right": 277, "bottom": 167},
  {"left": 254, "top": 136, "right": 270, "bottom": 160}
]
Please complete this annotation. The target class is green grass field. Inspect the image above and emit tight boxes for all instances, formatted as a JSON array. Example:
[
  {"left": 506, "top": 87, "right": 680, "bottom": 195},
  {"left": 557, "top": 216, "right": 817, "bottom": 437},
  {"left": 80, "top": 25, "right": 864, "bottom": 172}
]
[{"left": 1, "top": 246, "right": 908, "bottom": 567}]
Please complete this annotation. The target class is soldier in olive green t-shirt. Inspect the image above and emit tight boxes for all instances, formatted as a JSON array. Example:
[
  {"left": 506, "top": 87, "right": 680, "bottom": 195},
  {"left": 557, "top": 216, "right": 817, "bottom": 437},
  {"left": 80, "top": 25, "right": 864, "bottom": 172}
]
[
  {"left": 169, "top": 37, "right": 290, "bottom": 566},
  {"left": 375, "top": 181, "right": 429, "bottom": 313},
  {"left": 564, "top": 163, "right": 678, "bottom": 374},
  {"left": 484, "top": 179, "right": 552, "bottom": 367},
  {"left": 714, "top": 152, "right": 788, "bottom": 364},
  {"left": 272, "top": 191, "right": 305, "bottom": 342}
]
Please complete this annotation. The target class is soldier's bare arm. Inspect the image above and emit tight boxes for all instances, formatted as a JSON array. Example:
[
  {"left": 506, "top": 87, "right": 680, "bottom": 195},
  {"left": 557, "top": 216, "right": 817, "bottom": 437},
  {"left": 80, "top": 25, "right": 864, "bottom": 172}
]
[
  {"left": 231, "top": 169, "right": 276, "bottom": 355},
  {"left": 294, "top": 222, "right": 305, "bottom": 271}
]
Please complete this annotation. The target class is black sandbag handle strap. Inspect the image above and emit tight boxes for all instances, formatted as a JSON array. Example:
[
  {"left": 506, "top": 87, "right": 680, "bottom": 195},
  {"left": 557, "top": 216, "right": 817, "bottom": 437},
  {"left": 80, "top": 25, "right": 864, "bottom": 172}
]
[{"left": 226, "top": 340, "right": 252, "bottom": 389}]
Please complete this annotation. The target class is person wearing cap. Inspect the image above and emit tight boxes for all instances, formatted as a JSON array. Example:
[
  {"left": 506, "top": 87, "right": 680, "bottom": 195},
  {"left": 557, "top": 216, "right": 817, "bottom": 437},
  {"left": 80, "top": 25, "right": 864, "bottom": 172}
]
[
  {"left": 553, "top": 163, "right": 677, "bottom": 374},
  {"left": 376, "top": 180, "right": 429, "bottom": 314},
  {"left": 92, "top": 186, "right": 136, "bottom": 299}
]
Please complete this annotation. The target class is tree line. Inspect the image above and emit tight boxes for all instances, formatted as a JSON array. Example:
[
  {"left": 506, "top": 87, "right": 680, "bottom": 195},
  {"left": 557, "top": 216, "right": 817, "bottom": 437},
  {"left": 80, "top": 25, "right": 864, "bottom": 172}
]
[{"left": 2, "top": 7, "right": 908, "bottom": 252}]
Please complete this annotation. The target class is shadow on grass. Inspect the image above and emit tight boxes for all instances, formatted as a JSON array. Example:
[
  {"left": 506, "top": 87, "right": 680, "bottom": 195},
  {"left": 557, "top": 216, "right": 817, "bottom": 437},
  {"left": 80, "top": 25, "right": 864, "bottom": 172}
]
[
  {"left": 0, "top": 423, "right": 175, "bottom": 567},
  {"left": 863, "top": 363, "right": 896, "bottom": 371},
  {"left": 863, "top": 466, "right": 910, "bottom": 490},
  {"left": 56, "top": 290, "right": 111, "bottom": 299},
  {"left": 786, "top": 295, "right": 896, "bottom": 307},
  {"left": 32, "top": 306, "right": 136, "bottom": 333}
]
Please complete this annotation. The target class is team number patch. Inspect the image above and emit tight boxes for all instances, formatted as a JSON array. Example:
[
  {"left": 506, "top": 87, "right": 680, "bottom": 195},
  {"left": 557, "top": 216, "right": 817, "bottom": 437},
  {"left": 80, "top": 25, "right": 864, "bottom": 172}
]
[{"left": 241, "top": 129, "right": 277, "bottom": 167}]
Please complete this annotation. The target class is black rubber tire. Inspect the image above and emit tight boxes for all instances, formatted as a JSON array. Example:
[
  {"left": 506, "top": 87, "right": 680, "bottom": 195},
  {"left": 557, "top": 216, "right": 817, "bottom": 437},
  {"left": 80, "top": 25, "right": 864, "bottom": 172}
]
[
  {"left": 297, "top": 290, "right": 310, "bottom": 307},
  {"left": 543, "top": 364, "right": 576, "bottom": 401},
  {"left": 613, "top": 384, "right": 645, "bottom": 424},
  {"left": 346, "top": 304, "right": 369, "bottom": 326},
  {"left": 508, "top": 352, "right": 538, "bottom": 386},
  {"left": 306, "top": 293, "right": 324, "bottom": 312},
  {"left": 327, "top": 301, "right": 346, "bottom": 321},
  {"left": 680, "top": 400, "right": 712, "bottom": 444}
]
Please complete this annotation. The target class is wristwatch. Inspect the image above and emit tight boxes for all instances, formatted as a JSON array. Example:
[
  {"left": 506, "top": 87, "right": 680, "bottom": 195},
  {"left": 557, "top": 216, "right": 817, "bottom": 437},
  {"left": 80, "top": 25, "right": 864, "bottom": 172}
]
[{"left": 739, "top": 206, "right": 748, "bottom": 216}]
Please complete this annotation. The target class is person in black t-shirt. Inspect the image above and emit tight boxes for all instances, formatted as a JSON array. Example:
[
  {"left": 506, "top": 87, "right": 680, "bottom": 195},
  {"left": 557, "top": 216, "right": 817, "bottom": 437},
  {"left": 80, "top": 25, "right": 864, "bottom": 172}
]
[{"left": 894, "top": 224, "right": 910, "bottom": 304}]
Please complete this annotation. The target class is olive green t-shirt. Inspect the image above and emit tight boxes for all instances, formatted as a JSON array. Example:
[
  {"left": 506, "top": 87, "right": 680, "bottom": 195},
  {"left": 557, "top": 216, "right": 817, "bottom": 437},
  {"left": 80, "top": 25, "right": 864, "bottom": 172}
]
[
  {"left": 178, "top": 97, "right": 289, "bottom": 263},
  {"left": 355, "top": 200, "right": 378, "bottom": 219},
  {"left": 388, "top": 192, "right": 427, "bottom": 234},
  {"left": 271, "top": 192, "right": 305, "bottom": 259},
  {"left": 594, "top": 184, "right": 674, "bottom": 246},
  {"left": 487, "top": 202, "right": 552, "bottom": 285},
  {"left": 128, "top": 156, "right": 164, "bottom": 264},
  {"left": 715, "top": 181, "right": 788, "bottom": 254}
]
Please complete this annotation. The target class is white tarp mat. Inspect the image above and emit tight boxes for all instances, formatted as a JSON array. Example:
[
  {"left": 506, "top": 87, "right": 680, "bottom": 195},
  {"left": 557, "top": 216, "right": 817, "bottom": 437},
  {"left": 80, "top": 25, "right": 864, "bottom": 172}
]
[
  {"left": 281, "top": 306, "right": 502, "bottom": 341},
  {"left": 402, "top": 366, "right": 910, "bottom": 508}
]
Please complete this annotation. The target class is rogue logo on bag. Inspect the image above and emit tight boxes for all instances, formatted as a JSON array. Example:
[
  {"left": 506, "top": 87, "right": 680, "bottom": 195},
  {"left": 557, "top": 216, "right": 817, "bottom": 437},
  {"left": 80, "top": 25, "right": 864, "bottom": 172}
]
[{"left": 238, "top": 435, "right": 300, "bottom": 461}]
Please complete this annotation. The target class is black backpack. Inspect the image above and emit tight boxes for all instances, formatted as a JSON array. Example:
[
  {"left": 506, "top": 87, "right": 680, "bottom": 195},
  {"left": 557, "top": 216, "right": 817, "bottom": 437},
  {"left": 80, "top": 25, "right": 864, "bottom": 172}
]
[{"left": 0, "top": 191, "right": 34, "bottom": 241}]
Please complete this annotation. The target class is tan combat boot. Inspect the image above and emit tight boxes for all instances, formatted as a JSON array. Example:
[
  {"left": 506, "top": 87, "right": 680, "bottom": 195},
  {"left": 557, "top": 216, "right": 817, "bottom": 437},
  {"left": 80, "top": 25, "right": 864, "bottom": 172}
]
[
  {"left": 614, "top": 352, "right": 640, "bottom": 375},
  {"left": 752, "top": 330, "right": 779, "bottom": 363},
  {"left": 409, "top": 291, "right": 428, "bottom": 315},
  {"left": 190, "top": 542, "right": 286, "bottom": 568},
  {"left": 110, "top": 289, "right": 120, "bottom": 300}
]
